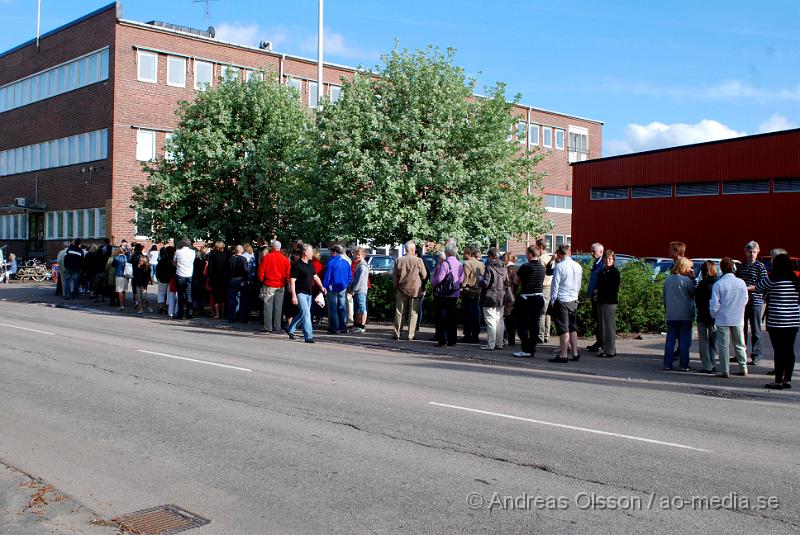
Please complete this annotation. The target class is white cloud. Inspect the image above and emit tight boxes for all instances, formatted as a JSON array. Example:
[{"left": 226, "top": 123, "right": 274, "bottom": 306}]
[
  {"left": 300, "top": 27, "right": 379, "bottom": 62},
  {"left": 606, "top": 119, "right": 746, "bottom": 156},
  {"left": 215, "top": 22, "right": 287, "bottom": 49},
  {"left": 602, "top": 79, "right": 800, "bottom": 103},
  {"left": 758, "top": 113, "right": 798, "bottom": 133}
]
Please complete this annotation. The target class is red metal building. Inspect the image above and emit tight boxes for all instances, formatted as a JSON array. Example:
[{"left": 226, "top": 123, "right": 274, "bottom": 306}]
[{"left": 571, "top": 128, "right": 800, "bottom": 258}]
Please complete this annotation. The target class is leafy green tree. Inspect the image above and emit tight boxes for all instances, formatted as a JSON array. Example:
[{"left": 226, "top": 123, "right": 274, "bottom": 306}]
[
  {"left": 313, "top": 45, "right": 550, "bottom": 247},
  {"left": 131, "top": 72, "right": 311, "bottom": 245}
]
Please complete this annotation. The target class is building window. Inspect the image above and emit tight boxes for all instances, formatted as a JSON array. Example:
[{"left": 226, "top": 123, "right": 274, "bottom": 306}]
[
  {"left": 308, "top": 81, "right": 318, "bottom": 108},
  {"left": 555, "top": 129, "right": 565, "bottom": 150},
  {"left": 517, "top": 121, "right": 527, "bottom": 144},
  {"left": 542, "top": 127, "right": 553, "bottom": 148},
  {"left": 287, "top": 77, "right": 302, "bottom": 95},
  {"left": 675, "top": 182, "right": 719, "bottom": 196},
  {"left": 544, "top": 194, "right": 573, "bottom": 212},
  {"left": 568, "top": 127, "right": 589, "bottom": 163},
  {"left": 137, "top": 50, "right": 158, "bottom": 83},
  {"left": 167, "top": 56, "right": 186, "bottom": 87},
  {"left": 136, "top": 129, "right": 156, "bottom": 162},
  {"left": 220, "top": 65, "right": 240, "bottom": 81},
  {"left": 329, "top": 85, "right": 341, "bottom": 103},
  {"left": 194, "top": 61, "right": 213, "bottom": 90},
  {"left": 556, "top": 235, "right": 566, "bottom": 249},
  {"left": 631, "top": 184, "right": 672, "bottom": 198},
  {"left": 0, "top": 129, "right": 108, "bottom": 177},
  {"left": 773, "top": 178, "right": 800, "bottom": 193},
  {"left": 545, "top": 235, "right": 554, "bottom": 253},
  {"left": 722, "top": 180, "right": 770, "bottom": 195},
  {"left": 591, "top": 187, "right": 628, "bottom": 200},
  {"left": 529, "top": 124, "right": 539, "bottom": 146},
  {"left": 164, "top": 132, "right": 175, "bottom": 162},
  {"left": 0, "top": 47, "right": 109, "bottom": 114}
]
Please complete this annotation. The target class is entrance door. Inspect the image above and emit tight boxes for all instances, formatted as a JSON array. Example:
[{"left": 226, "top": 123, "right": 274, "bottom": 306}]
[{"left": 27, "top": 212, "right": 44, "bottom": 259}]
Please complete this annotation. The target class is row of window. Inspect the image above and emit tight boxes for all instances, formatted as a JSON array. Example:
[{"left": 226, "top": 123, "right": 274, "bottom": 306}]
[
  {"left": 45, "top": 208, "right": 106, "bottom": 240},
  {"left": 544, "top": 194, "right": 573, "bottom": 211},
  {"left": 136, "top": 49, "right": 341, "bottom": 107},
  {"left": 0, "top": 48, "right": 110, "bottom": 114},
  {"left": 543, "top": 234, "right": 572, "bottom": 254},
  {"left": 591, "top": 178, "right": 800, "bottom": 200},
  {"left": 0, "top": 129, "right": 108, "bottom": 177},
  {"left": 514, "top": 122, "right": 589, "bottom": 161},
  {"left": 0, "top": 214, "right": 27, "bottom": 240}
]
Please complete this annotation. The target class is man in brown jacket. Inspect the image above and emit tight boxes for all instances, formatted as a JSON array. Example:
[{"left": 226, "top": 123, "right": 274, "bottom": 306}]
[
  {"left": 461, "top": 246, "right": 486, "bottom": 343},
  {"left": 392, "top": 240, "right": 427, "bottom": 340}
]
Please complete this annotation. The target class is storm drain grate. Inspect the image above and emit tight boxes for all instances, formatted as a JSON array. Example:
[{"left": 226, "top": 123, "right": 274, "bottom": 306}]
[
  {"left": 112, "top": 504, "right": 210, "bottom": 534},
  {"left": 695, "top": 388, "right": 751, "bottom": 400}
]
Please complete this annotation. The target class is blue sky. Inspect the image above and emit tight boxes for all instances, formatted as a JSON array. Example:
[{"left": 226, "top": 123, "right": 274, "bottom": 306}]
[{"left": 2, "top": 0, "right": 799, "bottom": 155}]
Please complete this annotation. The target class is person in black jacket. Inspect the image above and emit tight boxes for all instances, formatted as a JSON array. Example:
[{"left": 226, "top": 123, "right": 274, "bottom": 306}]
[
  {"left": 595, "top": 250, "right": 621, "bottom": 357},
  {"left": 227, "top": 245, "right": 250, "bottom": 323},
  {"left": 207, "top": 241, "right": 230, "bottom": 320},
  {"left": 695, "top": 261, "right": 719, "bottom": 373},
  {"left": 62, "top": 239, "right": 85, "bottom": 299},
  {"left": 513, "top": 245, "right": 546, "bottom": 358}
]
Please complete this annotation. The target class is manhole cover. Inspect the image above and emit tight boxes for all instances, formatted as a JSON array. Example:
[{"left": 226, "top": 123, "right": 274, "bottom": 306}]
[
  {"left": 695, "top": 388, "right": 750, "bottom": 399},
  {"left": 112, "top": 505, "right": 210, "bottom": 534}
]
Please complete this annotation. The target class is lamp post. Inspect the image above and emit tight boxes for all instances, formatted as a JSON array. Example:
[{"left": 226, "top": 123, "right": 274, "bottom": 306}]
[{"left": 317, "top": 0, "right": 323, "bottom": 107}]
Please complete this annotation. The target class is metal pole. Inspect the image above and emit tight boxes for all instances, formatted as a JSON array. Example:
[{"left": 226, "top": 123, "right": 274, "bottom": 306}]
[
  {"left": 317, "top": 0, "right": 323, "bottom": 107},
  {"left": 36, "top": 0, "right": 41, "bottom": 51}
]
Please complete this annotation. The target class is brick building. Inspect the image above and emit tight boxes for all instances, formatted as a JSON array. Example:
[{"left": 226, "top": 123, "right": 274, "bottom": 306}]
[{"left": 0, "top": 1, "right": 602, "bottom": 260}]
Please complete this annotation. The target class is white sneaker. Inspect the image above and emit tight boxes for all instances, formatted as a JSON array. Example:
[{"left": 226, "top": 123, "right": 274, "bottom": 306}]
[
  {"left": 513, "top": 351, "right": 532, "bottom": 358},
  {"left": 479, "top": 345, "right": 494, "bottom": 350},
  {"left": 117, "top": 306, "right": 124, "bottom": 311},
  {"left": 136, "top": 308, "right": 142, "bottom": 314}
]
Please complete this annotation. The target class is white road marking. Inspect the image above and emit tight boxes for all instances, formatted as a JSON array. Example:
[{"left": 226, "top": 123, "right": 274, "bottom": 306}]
[
  {"left": 0, "top": 322, "right": 55, "bottom": 335},
  {"left": 429, "top": 402, "right": 710, "bottom": 452},
  {"left": 136, "top": 349, "right": 252, "bottom": 372}
]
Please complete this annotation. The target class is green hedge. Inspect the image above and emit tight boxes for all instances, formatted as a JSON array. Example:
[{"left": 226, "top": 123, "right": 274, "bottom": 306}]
[
  {"left": 577, "top": 261, "right": 667, "bottom": 336},
  {"left": 367, "top": 263, "right": 667, "bottom": 334}
]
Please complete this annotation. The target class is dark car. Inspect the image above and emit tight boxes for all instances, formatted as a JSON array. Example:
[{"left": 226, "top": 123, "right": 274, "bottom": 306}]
[
  {"left": 366, "top": 255, "right": 396, "bottom": 275},
  {"left": 759, "top": 256, "right": 800, "bottom": 278}
]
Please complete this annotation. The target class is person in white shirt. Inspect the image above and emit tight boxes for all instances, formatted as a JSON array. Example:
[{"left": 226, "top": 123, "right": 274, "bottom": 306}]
[
  {"left": 173, "top": 238, "right": 195, "bottom": 319},
  {"left": 548, "top": 244, "right": 584, "bottom": 363},
  {"left": 147, "top": 245, "right": 160, "bottom": 283},
  {"left": 710, "top": 257, "right": 749, "bottom": 377}
]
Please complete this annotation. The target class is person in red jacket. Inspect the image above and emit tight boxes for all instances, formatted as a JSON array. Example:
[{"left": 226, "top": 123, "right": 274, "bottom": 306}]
[{"left": 257, "top": 240, "right": 291, "bottom": 333}]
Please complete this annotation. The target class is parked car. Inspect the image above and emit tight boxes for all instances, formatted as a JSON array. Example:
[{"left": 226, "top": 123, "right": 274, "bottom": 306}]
[
  {"left": 690, "top": 258, "right": 741, "bottom": 281},
  {"left": 759, "top": 256, "right": 800, "bottom": 278},
  {"left": 366, "top": 255, "right": 396, "bottom": 275}
]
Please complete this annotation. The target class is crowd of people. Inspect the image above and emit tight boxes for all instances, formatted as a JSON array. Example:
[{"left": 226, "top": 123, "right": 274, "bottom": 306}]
[{"left": 46, "top": 235, "right": 799, "bottom": 390}]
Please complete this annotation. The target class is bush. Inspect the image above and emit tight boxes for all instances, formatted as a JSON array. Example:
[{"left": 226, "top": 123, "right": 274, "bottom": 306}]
[
  {"left": 367, "top": 274, "right": 436, "bottom": 323},
  {"left": 577, "top": 261, "right": 666, "bottom": 336}
]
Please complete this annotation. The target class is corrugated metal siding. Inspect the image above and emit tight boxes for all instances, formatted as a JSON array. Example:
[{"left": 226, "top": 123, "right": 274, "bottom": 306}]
[{"left": 572, "top": 130, "right": 800, "bottom": 257}]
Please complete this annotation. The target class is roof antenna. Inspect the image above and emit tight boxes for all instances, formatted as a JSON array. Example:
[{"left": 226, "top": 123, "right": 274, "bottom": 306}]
[{"left": 193, "top": 0, "right": 220, "bottom": 28}]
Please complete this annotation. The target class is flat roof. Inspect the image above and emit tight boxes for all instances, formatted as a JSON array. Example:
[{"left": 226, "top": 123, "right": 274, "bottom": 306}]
[
  {"left": 0, "top": 2, "right": 601, "bottom": 126},
  {"left": 572, "top": 127, "right": 800, "bottom": 166}
]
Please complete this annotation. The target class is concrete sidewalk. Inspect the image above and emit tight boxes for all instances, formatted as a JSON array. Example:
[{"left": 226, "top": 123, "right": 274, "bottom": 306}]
[{"left": 2, "top": 281, "right": 798, "bottom": 402}]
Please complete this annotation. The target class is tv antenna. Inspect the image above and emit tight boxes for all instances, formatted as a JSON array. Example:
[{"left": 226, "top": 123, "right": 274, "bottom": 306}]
[{"left": 193, "top": 0, "right": 220, "bottom": 27}]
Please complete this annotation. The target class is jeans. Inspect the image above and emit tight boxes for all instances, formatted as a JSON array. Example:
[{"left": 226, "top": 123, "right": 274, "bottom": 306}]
[
  {"left": 516, "top": 294, "right": 545, "bottom": 355},
  {"left": 63, "top": 268, "right": 80, "bottom": 298},
  {"left": 327, "top": 290, "right": 348, "bottom": 332},
  {"left": 697, "top": 320, "right": 717, "bottom": 371},
  {"left": 483, "top": 306, "right": 505, "bottom": 349},
  {"left": 768, "top": 327, "right": 797, "bottom": 384},
  {"left": 261, "top": 286, "right": 285, "bottom": 331},
  {"left": 462, "top": 295, "right": 481, "bottom": 341},
  {"left": 716, "top": 325, "right": 747, "bottom": 375},
  {"left": 393, "top": 292, "right": 420, "bottom": 340},
  {"left": 287, "top": 293, "right": 314, "bottom": 341},
  {"left": 176, "top": 275, "right": 192, "bottom": 318},
  {"left": 227, "top": 278, "right": 249, "bottom": 322},
  {"left": 537, "top": 286, "right": 551, "bottom": 343},
  {"left": 664, "top": 319, "right": 692, "bottom": 369},
  {"left": 744, "top": 302, "right": 763, "bottom": 361}
]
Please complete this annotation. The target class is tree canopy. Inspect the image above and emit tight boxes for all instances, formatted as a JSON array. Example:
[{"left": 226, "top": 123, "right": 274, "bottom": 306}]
[
  {"left": 313, "top": 45, "right": 551, "bottom": 247},
  {"left": 131, "top": 72, "right": 311, "bottom": 244}
]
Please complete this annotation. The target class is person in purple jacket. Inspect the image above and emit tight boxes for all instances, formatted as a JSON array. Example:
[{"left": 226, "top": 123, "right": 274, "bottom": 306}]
[{"left": 431, "top": 242, "right": 465, "bottom": 347}]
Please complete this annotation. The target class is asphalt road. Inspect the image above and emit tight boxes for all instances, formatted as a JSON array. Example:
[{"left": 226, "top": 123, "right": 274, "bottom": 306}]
[{"left": 1, "top": 299, "right": 798, "bottom": 534}]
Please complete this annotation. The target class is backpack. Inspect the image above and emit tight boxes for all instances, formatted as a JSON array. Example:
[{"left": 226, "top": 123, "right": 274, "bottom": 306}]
[{"left": 435, "top": 263, "right": 457, "bottom": 297}]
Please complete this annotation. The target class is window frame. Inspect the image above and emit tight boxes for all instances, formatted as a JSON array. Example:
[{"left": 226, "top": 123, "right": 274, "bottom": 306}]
[
  {"left": 194, "top": 60, "right": 213, "bottom": 91},
  {"left": 166, "top": 56, "right": 186, "bottom": 87},
  {"left": 136, "top": 129, "right": 157, "bottom": 162},
  {"left": 590, "top": 187, "right": 629, "bottom": 200},
  {"left": 542, "top": 126, "right": 553, "bottom": 148},
  {"left": 554, "top": 128, "right": 565, "bottom": 150},
  {"left": 137, "top": 50, "right": 158, "bottom": 83},
  {"left": 528, "top": 124, "right": 539, "bottom": 146}
]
